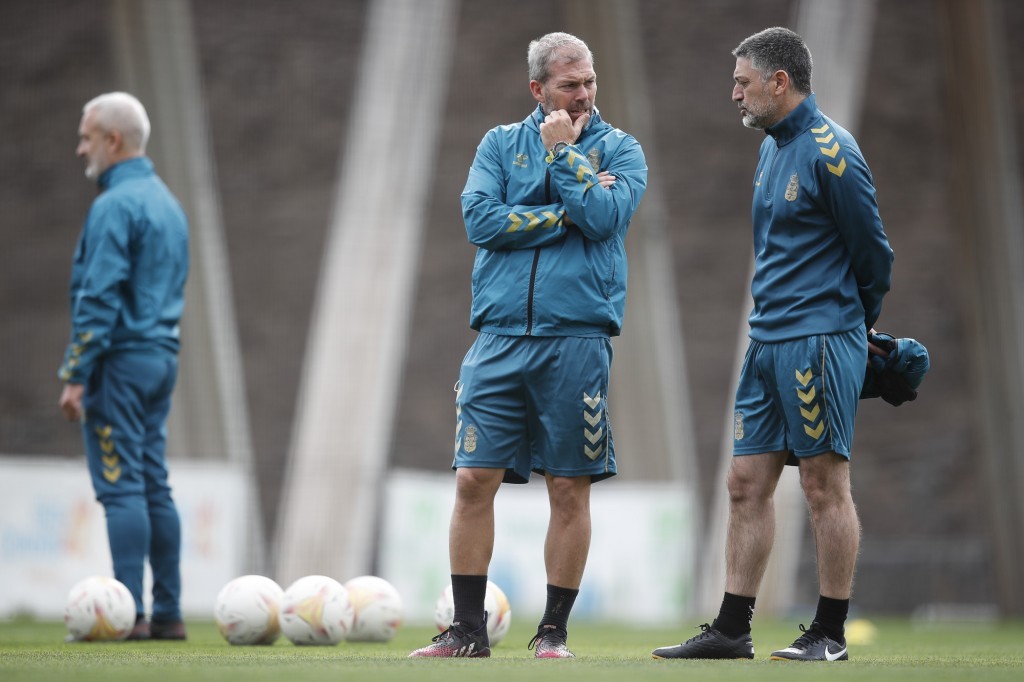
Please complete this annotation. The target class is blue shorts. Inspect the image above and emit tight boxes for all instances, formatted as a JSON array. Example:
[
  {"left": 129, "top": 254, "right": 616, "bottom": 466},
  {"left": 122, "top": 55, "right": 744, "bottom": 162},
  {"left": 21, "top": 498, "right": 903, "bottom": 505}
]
[
  {"left": 452, "top": 332, "right": 616, "bottom": 483},
  {"left": 733, "top": 326, "right": 866, "bottom": 464}
]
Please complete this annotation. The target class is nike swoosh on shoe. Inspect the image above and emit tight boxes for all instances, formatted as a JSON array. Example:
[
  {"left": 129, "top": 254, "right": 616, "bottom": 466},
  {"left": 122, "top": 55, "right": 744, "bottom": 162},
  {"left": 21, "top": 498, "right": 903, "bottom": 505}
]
[{"left": 825, "top": 645, "right": 847, "bottom": 661}]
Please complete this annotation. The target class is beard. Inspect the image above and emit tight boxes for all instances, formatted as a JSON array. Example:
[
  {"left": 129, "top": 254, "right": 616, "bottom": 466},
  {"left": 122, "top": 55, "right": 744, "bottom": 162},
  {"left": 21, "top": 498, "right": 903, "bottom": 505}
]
[
  {"left": 740, "top": 93, "right": 778, "bottom": 130},
  {"left": 542, "top": 92, "right": 592, "bottom": 120}
]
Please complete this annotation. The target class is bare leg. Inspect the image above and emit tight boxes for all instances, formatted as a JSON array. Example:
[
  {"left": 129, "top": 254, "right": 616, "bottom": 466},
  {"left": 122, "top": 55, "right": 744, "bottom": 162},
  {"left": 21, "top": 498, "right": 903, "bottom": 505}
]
[
  {"left": 544, "top": 474, "right": 592, "bottom": 588},
  {"left": 449, "top": 467, "right": 505, "bottom": 574},
  {"left": 724, "top": 452, "right": 789, "bottom": 596},
  {"left": 799, "top": 452, "right": 860, "bottom": 599}
]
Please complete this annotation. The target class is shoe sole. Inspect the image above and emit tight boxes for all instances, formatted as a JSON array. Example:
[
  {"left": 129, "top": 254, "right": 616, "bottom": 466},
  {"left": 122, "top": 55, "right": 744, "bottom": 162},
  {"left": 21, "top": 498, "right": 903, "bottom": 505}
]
[{"left": 652, "top": 654, "right": 754, "bottom": 660}]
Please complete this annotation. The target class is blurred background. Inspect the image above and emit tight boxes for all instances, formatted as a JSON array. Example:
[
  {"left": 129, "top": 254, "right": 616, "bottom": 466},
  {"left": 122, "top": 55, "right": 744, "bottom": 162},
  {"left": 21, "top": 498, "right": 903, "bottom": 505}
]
[{"left": 1, "top": 0, "right": 1022, "bottom": 625}]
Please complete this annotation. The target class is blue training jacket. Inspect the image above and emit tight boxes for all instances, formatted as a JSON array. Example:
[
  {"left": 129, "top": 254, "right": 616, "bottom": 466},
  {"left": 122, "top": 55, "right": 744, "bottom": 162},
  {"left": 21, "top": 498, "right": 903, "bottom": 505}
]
[
  {"left": 58, "top": 157, "right": 189, "bottom": 383},
  {"left": 748, "top": 94, "right": 893, "bottom": 342},
  {"left": 462, "top": 105, "right": 647, "bottom": 337}
]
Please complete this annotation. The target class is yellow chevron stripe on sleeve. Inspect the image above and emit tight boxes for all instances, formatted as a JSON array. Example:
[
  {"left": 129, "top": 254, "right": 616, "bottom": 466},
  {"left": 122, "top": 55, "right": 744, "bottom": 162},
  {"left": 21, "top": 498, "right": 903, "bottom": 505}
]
[
  {"left": 506, "top": 213, "right": 523, "bottom": 232},
  {"left": 826, "top": 158, "right": 847, "bottom": 177},
  {"left": 523, "top": 212, "right": 542, "bottom": 230},
  {"left": 819, "top": 141, "right": 840, "bottom": 158},
  {"left": 811, "top": 124, "right": 830, "bottom": 134},
  {"left": 814, "top": 132, "right": 834, "bottom": 144},
  {"left": 576, "top": 164, "right": 594, "bottom": 183},
  {"left": 542, "top": 211, "right": 561, "bottom": 227}
]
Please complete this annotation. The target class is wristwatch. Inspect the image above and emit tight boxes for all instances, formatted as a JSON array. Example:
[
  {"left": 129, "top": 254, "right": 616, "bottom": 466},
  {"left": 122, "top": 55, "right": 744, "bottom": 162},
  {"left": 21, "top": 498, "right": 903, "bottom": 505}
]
[{"left": 549, "top": 141, "right": 570, "bottom": 155}]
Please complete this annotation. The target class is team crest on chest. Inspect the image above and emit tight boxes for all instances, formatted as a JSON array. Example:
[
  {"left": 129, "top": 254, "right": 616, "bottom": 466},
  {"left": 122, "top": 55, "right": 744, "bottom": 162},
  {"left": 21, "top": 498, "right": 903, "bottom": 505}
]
[
  {"left": 587, "top": 148, "right": 601, "bottom": 172},
  {"left": 785, "top": 172, "right": 800, "bottom": 202},
  {"left": 513, "top": 153, "right": 528, "bottom": 168}
]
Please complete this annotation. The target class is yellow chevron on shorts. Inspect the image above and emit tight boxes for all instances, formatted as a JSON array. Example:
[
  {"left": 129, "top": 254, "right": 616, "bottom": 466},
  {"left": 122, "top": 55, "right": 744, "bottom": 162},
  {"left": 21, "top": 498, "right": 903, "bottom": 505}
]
[
  {"left": 804, "top": 421, "right": 825, "bottom": 439},
  {"left": 795, "top": 368, "right": 813, "bottom": 386},
  {"left": 800, "top": 404, "right": 820, "bottom": 422},
  {"left": 797, "top": 386, "right": 816, "bottom": 404},
  {"left": 102, "top": 466, "right": 121, "bottom": 483},
  {"left": 582, "top": 391, "right": 605, "bottom": 460}
]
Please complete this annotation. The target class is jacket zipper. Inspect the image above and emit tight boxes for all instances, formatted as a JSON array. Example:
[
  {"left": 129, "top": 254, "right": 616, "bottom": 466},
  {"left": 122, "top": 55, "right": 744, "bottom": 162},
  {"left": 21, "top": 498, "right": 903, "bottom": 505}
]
[{"left": 527, "top": 170, "right": 552, "bottom": 335}]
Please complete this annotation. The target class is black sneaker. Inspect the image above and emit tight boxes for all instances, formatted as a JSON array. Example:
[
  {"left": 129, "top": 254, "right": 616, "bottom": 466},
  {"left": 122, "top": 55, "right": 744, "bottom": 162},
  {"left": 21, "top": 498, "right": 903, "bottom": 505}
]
[
  {"left": 770, "top": 623, "right": 848, "bottom": 661},
  {"left": 409, "top": 617, "right": 490, "bottom": 658},
  {"left": 528, "top": 625, "right": 575, "bottom": 659},
  {"left": 652, "top": 623, "right": 754, "bottom": 659}
]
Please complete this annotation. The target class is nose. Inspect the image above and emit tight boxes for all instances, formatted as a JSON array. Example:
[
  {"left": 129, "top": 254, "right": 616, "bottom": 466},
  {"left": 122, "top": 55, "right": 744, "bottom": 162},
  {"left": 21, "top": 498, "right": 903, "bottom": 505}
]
[{"left": 732, "top": 84, "right": 743, "bottom": 102}]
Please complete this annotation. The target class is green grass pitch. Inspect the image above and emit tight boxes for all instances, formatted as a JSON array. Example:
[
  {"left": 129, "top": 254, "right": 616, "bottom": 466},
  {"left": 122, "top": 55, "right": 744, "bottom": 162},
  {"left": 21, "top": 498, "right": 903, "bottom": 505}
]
[{"left": 2, "top": 618, "right": 1022, "bottom": 682}]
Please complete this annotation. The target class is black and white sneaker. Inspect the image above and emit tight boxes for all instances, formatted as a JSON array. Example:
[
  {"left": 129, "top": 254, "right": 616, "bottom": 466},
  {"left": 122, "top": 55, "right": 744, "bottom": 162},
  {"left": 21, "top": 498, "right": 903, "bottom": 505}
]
[
  {"left": 652, "top": 623, "right": 754, "bottom": 659},
  {"left": 408, "top": 616, "right": 490, "bottom": 658},
  {"left": 770, "top": 623, "right": 848, "bottom": 661}
]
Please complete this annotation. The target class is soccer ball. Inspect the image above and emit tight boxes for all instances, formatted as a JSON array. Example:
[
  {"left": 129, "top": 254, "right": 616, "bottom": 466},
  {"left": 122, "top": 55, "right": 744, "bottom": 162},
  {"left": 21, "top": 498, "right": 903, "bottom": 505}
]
[
  {"left": 486, "top": 581, "right": 512, "bottom": 645},
  {"left": 214, "top": 575, "right": 284, "bottom": 645},
  {"left": 64, "top": 576, "right": 136, "bottom": 641},
  {"left": 343, "top": 575, "right": 403, "bottom": 642},
  {"left": 434, "top": 580, "right": 512, "bottom": 646},
  {"left": 280, "top": 575, "right": 354, "bottom": 645}
]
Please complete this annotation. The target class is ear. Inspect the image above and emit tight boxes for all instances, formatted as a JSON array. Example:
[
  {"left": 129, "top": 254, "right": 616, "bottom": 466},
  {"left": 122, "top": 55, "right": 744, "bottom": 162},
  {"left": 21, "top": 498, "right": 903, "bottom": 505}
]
[
  {"left": 106, "top": 128, "right": 125, "bottom": 154},
  {"left": 529, "top": 80, "right": 545, "bottom": 104},
  {"left": 771, "top": 70, "right": 790, "bottom": 96}
]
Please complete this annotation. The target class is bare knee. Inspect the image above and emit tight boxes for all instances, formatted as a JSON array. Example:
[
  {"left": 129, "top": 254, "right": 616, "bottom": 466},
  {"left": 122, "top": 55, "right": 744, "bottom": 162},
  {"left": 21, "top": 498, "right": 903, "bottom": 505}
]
[
  {"left": 799, "top": 454, "right": 852, "bottom": 512},
  {"left": 727, "top": 464, "right": 773, "bottom": 507},
  {"left": 454, "top": 468, "right": 502, "bottom": 508},
  {"left": 546, "top": 475, "right": 591, "bottom": 521}
]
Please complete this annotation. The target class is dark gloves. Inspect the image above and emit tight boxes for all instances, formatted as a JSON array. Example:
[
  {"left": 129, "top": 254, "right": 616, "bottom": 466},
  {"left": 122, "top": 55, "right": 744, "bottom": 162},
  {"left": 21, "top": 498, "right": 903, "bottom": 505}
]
[{"left": 861, "top": 332, "right": 930, "bottom": 406}]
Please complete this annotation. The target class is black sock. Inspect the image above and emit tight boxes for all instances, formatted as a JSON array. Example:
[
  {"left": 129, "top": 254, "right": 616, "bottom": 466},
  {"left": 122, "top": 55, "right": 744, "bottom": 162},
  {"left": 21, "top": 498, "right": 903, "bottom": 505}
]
[
  {"left": 539, "top": 584, "right": 579, "bottom": 633},
  {"left": 711, "top": 592, "right": 756, "bottom": 637},
  {"left": 451, "top": 574, "right": 488, "bottom": 630},
  {"left": 813, "top": 595, "right": 850, "bottom": 642}
]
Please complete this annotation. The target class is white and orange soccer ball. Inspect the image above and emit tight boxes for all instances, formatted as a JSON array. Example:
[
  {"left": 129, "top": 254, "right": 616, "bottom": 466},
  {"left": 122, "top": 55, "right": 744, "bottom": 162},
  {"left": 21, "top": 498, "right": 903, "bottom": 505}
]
[
  {"left": 279, "top": 575, "right": 354, "bottom": 645},
  {"left": 214, "top": 575, "right": 284, "bottom": 645},
  {"left": 64, "top": 576, "right": 136, "bottom": 642},
  {"left": 343, "top": 575, "right": 403, "bottom": 642},
  {"left": 434, "top": 580, "right": 512, "bottom": 646}
]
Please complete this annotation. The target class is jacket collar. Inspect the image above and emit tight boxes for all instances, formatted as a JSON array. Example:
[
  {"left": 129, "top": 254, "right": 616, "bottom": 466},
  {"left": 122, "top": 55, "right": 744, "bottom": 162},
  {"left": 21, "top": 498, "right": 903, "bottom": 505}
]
[
  {"left": 765, "top": 94, "right": 819, "bottom": 147},
  {"left": 98, "top": 156, "right": 155, "bottom": 190}
]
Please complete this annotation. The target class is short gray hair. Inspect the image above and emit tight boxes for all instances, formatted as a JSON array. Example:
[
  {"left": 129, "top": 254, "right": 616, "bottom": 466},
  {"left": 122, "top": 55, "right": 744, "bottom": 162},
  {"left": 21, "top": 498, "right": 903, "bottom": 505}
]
[
  {"left": 527, "top": 32, "right": 593, "bottom": 83},
  {"left": 83, "top": 92, "right": 151, "bottom": 152},
  {"left": 733, "top": 27, "right": 813, "bottom": 96}
]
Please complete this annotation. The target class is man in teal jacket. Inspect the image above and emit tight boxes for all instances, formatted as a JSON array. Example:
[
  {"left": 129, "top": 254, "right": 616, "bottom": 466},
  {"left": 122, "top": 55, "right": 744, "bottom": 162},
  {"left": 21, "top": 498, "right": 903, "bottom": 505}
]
[
  {"left": 653, "top": 27, "right": 893, "bottom": 663},
  {"left": 411, "top": 32, "right": 647, "bottom": 659},
  {"left": 59, "top": 92, "right": 189, "bottom": 641}
]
